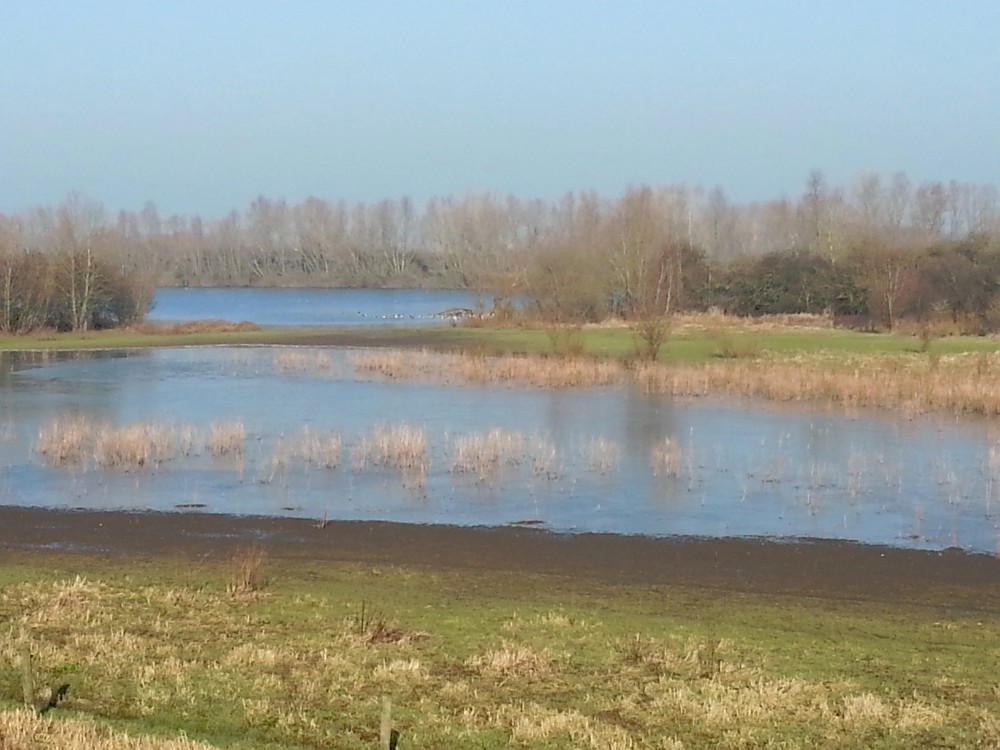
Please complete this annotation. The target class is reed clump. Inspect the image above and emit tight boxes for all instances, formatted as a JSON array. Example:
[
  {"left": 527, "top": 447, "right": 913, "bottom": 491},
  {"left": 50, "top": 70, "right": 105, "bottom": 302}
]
[
  {"left": 93, "top": 423, "right": 177, "bottom": 470},
  {"left": 36, "top": 416, "right": 92, "bottom": 467},
  {"left": 37, "top": 417, "right": 194, "bottom": 471},
  {"left": 359, "top": 345, "right": 1000, "bottom": 418},
  {"left": 451, "top": 428, "right": 525, "bottom": 481},
  {"left": 209, "top": 421, "right": 245, "bottom": 458},
  {"left": 353, "top": 423, "right": 429, "bottom": 484},
  {"left": 273, "top": 349, "right": 334, "bottom": 373},
  {"left": 270, "top": 427, "right": 341, "bottom": 478},
  {"left": 352, "top": 349, "right": 623, "bottom": 388}
]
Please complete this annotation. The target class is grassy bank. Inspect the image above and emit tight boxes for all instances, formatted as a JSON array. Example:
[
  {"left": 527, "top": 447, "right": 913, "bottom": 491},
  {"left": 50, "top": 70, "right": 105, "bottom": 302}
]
[
  {"left": 4, "top": 314, "right": 1000, "bottom": 361},
  {"left": 1, "top": 551, "right": 999, "bottom": 749}
]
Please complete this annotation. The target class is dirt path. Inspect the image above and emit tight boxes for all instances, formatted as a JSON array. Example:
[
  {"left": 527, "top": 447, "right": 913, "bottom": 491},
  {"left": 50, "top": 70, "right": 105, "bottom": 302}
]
[{"left": 2, "top": 506, "right": 999, "bottom": 611}]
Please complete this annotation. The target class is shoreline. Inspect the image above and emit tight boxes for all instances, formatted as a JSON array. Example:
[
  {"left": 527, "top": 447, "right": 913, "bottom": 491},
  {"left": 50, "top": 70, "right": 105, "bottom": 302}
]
[{"left": 3, "top": 505, "right": 1000, "bottom": 609}]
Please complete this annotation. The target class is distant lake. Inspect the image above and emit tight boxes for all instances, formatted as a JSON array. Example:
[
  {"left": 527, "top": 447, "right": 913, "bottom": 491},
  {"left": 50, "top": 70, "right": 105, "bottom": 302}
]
[{"left": 150, "top": 287, "right": 489, "bottom": 326}]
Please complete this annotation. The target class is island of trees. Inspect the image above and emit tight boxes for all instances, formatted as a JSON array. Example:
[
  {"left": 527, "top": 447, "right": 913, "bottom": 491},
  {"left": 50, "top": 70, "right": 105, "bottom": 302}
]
[{"left": 0, "top": 171, "right": 998, "bottom": 334}]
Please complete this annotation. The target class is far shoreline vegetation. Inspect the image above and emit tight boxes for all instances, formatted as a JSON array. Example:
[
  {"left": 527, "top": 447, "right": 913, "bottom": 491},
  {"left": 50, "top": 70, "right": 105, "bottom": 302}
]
[
  {"left": 2, "top": 171, "right": 1000, "bottom": 417},
  {"left": 1, "top": 171, "right": 999, "bottom": 335}
]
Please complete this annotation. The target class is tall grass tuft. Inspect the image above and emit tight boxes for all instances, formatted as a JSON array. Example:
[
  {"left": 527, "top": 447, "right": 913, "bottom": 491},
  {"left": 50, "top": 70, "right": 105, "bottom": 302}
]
[
  {"left": 273, "top": 427, "right": 342, "bottom": 470},
  {"left": 36, "top": 416, "right": 92, "bottom": 467},
  {"left": 227, "top": 545, "right": 269, "bottom": 596},
  {"left": 93, "top": 422, "right": 177, "bottom": 470},
  {"left": 353, "top": 423, "right": 429, "bottom": 486},
  {"left": 451, "top": 428, "right": 525, "bottom": 481}
]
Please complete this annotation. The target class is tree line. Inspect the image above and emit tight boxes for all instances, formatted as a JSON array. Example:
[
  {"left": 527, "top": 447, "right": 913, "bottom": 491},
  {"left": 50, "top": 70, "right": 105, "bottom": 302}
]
[{"left": 0, "top": 172, "right": 998, "bottom": 332}]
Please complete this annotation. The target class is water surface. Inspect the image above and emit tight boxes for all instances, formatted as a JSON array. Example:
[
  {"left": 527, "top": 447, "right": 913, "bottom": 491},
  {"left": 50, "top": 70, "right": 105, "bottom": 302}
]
[
  {"left": 2, "top": 347, "right": 997, "bottom": 553},
  {"left": 150, "top": 287, "right": 489, "bottom": 326}
]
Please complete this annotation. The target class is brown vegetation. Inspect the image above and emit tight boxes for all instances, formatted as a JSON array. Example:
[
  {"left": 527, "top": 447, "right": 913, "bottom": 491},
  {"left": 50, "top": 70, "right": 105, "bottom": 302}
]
[
  {"left": 352, "top": 346, "right": 1000, "bottom": 418},
  {"left": 208, "top": 421, "right": 245, "bottom": 458},
  {"left": 352, "top": 423, "right": 429, "bottom": 486}
]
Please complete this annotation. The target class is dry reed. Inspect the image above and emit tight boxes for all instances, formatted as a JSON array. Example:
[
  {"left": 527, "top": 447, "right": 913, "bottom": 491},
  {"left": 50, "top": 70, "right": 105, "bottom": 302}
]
[
  {"left": 36, "top": 416, "right": 92, "bottom": 467},
  {"left": 273, "top": 349, "right": 333, "bottom": 373},
  {"left": 0, "top": 708, "right": 219, "bottom": 749},
  {"left": 227, "top": 545, "right": 269, "bottom": 596},
  {"left": 269, "top": 427, "right": 341, "bottom": 479},
  {"left": 360, "top": 345, "right": 1000, "bottom": 419},
  {"left": 451, "top": 428, "right": 525, "bottom": 481},
  {"left": 209, "top": 421, "right": 245, "bottom": 458},
  {"left": 93, "top": 423, "right": 177, "bottom": 470},
  {"left": 352, "top": 349, "right": 622, "bottom": 388},
  {"left": 353, "top": 423, "right": 429, "bottom": 485}
]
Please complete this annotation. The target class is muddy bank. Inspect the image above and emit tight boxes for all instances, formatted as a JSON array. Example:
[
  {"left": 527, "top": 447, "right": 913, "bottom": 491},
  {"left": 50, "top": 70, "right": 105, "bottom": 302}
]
[{"left": 2, "top": 506, "right": 999, "bottom": 611}]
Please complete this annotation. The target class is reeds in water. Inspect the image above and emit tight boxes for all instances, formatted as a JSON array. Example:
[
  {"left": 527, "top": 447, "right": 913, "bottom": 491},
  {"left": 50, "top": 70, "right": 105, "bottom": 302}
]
[
  {"left": 353, "top": 423, "right": 428, "bottom": 485},
  {"left": 209, "top": 421, "right": 245, "bottom": 458},
  {"left": 93, "top": 422, "right": 177, "bottom": 470},
  {"left": 451, "top": 428, "right": 525, "bottom": 481},
  {"left": 273, "top": 350, "right": 334, "bottom": 373},
  {"left": 36, "top": 416, "right": 92, "bottom": 467},
  {"left": 37, "top": 417, "right": 195, "bottom": 471},
  {"left": 271, "top": 426, "right": 341, "bottom": 474}
]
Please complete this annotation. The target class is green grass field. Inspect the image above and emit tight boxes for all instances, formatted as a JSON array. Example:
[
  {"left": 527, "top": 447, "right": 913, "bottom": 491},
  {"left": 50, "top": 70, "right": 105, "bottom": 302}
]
[
  {"left": 2, "top": 552, "right": 999, "bottom": 749},
  {"left": 3, "top": 318, "right": 998, "bottom": 363}
]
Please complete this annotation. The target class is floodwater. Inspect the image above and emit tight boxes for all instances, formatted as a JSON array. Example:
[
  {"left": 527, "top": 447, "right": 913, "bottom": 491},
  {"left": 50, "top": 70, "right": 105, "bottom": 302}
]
[
  {"left": 150, "top": 287, "right": 490, "bottom": 326},
  {"left": 2, "top": 346, "right": 999, "bottom": 554}
]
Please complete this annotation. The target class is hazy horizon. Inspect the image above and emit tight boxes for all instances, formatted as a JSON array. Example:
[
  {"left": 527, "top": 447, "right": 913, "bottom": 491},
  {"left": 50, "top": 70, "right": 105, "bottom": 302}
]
[{"left": 3, "top": 1, "right": 997, "bottom": 217}]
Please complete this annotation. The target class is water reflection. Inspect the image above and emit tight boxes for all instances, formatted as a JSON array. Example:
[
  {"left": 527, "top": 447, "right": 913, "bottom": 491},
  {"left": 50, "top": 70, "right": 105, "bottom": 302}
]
[{"left": 0, "top": 346, "right": 997, "bottom": 553}]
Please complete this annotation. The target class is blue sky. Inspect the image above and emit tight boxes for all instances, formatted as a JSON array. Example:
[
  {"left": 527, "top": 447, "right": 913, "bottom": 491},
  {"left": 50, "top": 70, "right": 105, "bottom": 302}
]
[{"left": 2, "top": 1, "right": 997, "bottom": 216}]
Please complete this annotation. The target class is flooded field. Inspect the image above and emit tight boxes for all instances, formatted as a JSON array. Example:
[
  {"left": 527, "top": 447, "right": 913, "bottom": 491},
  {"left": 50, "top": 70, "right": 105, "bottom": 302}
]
[{"left": 2, "top": 346, "right": 999, "bottom": 553}]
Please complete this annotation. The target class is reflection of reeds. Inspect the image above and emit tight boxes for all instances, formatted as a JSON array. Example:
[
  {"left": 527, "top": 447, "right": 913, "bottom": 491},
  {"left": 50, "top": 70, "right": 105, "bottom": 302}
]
[
  {"left": 651, "top": 437, "right": 681, "bottom": 478},
  {"left": 272, "top": 427, "right": 341, "bottom": 473},
  {"left": 209, "top": 421, "right": 245, "bottom": 458},
  {"left": 36, "top": 416, "right": 92, "bottom": 466},
  {"left": 529, "top": 436, "right": 559, "bottom": 479},
  {"left": 586, "top": 437, "right": 620, "bottom": 474}
]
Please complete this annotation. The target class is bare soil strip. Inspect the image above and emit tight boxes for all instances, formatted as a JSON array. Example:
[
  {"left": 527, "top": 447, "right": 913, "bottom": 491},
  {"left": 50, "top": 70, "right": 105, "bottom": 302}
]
[{"left": 2, "top": 506, "right": 999, "bottom": 611}]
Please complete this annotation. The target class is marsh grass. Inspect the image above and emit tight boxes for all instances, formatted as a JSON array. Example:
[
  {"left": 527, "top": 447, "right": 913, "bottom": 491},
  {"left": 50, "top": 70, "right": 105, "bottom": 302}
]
[
  {"left": 269, "top": 427, "right": 341, "bottom": 478},
  {"left": 36, "top": 416, "right": 92, "bottom": 467},
  {"left": 0, "top": 556, "right": 998, "bottom": 749},
  {"left": 37, "top": 418, "right": 195, "bottom": 471},
  {"left": 272, "top": 349, "right": 333, "bottom": 373},
  {"left": 353, "top": 423, "right": 428, "bottom": 487},
  {"left": 450, "top": 428, "right": 525, "bottom": 481},
  {"left": 208, "top": 421, "right": 245, "bottom": 458},
  {"left": 353, "top": 344, "right": 1000, "bottom": 416},
  {"left": 93, "top": 423, "right": 177, "bottom": 470}
]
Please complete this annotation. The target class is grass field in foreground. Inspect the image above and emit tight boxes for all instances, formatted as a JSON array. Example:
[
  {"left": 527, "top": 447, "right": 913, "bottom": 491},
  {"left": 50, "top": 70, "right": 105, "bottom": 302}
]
[{"left": 1, "top": 551, "right": 999, "bottom": 749}]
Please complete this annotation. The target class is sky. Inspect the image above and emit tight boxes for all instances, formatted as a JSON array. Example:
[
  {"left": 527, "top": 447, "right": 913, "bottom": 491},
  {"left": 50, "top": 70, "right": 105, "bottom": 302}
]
[{"left": 1, "top": 1, "right": 998, "bottom": 217}]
